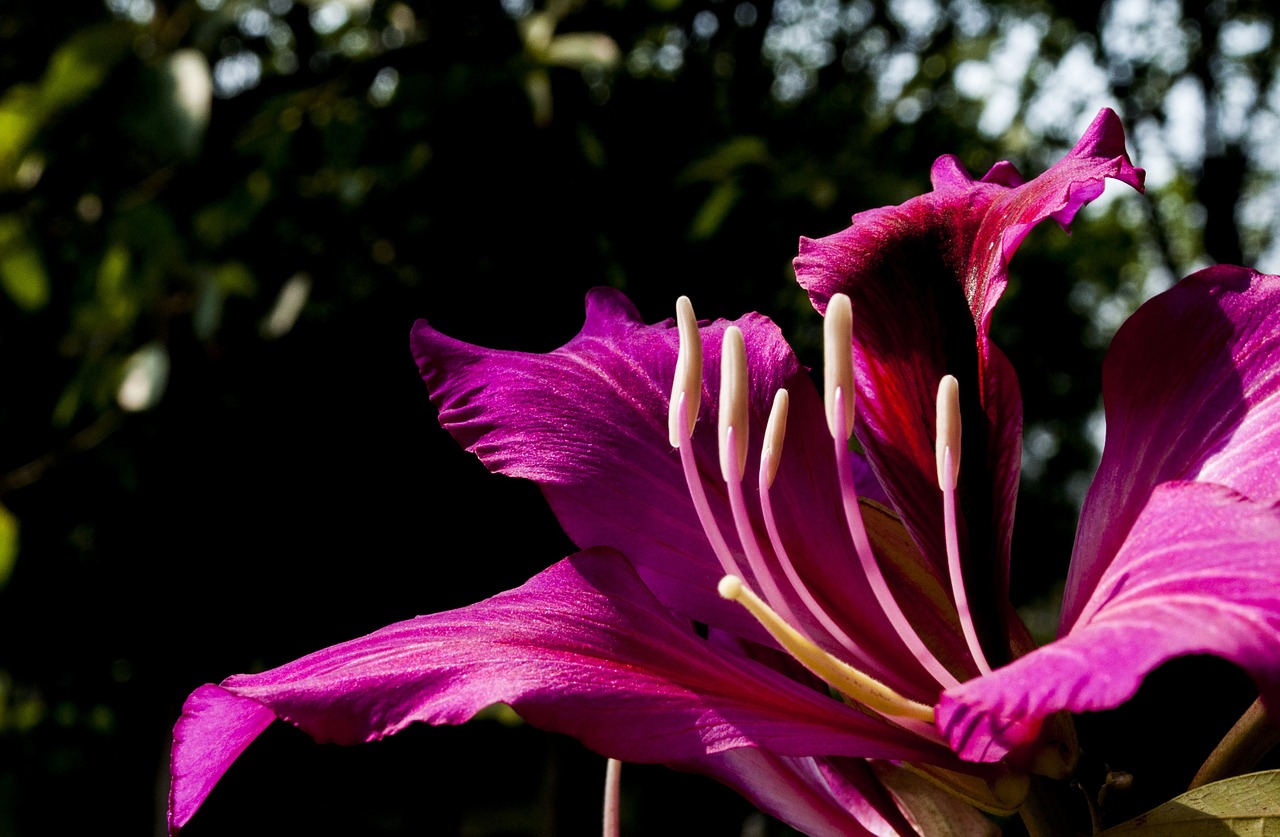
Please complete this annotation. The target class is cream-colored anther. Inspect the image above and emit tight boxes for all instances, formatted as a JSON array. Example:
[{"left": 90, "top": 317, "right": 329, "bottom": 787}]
[
  {"left": 934, "top": 374, "right": 961, "bottom": 490},
  {"left": 718, "top": 575, "right": 935, "bottom": 723},
  {"left": 823, "top": 294, "right": 855, "bottom": 440},
  {"left": 718, "top": 326, "right": 749, "bottom": 483},
  {"left": 762, "top": 389, "right": 789, "bottom": 487},
  {"left": 668, "top": 296, "right": 703, "bottom": 447}
]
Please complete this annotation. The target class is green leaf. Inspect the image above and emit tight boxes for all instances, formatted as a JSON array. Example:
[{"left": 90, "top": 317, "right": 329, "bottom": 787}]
[
  {"left": 41, "top": 24, "right": 131, "bottom": 111},
  {"left": 1099, "top": 770, "right": 1280, "bottom": 836},
  {"left": 0, "top": 25, "right": 129, "bottom": 188},
  {"left": 0, "top": 214, "right": 50, "bottom": 311},
  {"left": 214, "top": 261, "right": 257, "bottom": 297},
  {"left": 680, "top": 136, "right": 771, "bottom": 181},
  {"left": 193, "top": 274, "right": 224, "bottom": 341},
  {"left": 688, "top": 179, "right": 741, "bottom": 240},
  {"left": 0, "top": 87, "right": 43, "bottom": 186},
  {"left": 0, "top": 503, "right": 17, "bottom": 590}
]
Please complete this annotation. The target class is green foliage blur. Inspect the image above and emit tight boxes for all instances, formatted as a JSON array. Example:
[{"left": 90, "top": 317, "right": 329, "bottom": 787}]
[{"left": 1, "top": 0, "right": 1276, "bottom": 834}]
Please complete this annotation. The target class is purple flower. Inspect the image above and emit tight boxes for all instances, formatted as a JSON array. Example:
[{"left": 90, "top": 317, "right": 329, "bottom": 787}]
[{"left": 168, "top": 109, "right": 1280, "bottom": 836}]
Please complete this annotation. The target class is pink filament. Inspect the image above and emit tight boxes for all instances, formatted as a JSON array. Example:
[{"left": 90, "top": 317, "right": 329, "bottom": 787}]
[
  {"left": 943, "top": 446, "right": 992, "bottom": 675},
  {"left": 675, "top": 392, "right": 744, "bottom": 580},
  {"left": 832, "top": 390, "right": 960, "bottom": 690},
  {"left": 756, "top": 452, "right": 884, "bottom": 675},
  {"left": 758, "top": 443, "right": 948, "bottom": 742},
  {"left": 722, "top": 427, "right": 804, "bottom": 627}
]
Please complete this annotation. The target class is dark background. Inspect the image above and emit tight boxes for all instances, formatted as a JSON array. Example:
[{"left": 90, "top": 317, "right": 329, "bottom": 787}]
[{"left": 1, "top": 1, "right": 1277, "bottom": 834}]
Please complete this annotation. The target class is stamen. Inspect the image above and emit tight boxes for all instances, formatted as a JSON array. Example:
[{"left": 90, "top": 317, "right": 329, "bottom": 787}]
[
  {"left": 668, "top": 296, "right": 703, "bottom": 448},
  {"left": 832, "top": 391, "right": 961, "bottom": 690},
  {"left": 718, "top": 575, "right": 935, "bottom": 723},
  {"left": 823, "top": 293, "right": 855, "bottom": 440},
  {"left": 718, "top": 327, "right": 749, "bottom": 483},
  {"left": 668, "top": 301, "right": 743, "bottom": 580},
  {"left": 675, "top": 391, "right": 742, "bottom": 581},
  {"left": 936, "top": 376, "right": 993, "bottom": 676},
  {"left": 712, "top": 328, "right": 804, "bottom": 621},
  {"left": 761, "top": 388, "right": 788, "bottom": 488}
]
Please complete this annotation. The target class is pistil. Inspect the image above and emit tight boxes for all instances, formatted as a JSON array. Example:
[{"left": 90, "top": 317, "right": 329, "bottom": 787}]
[
  {"left": 669, "top": 298, "right": 747, "bottom": 581},
  {"left": 718, "top": 575, "right": 935, "bottom": 724}
]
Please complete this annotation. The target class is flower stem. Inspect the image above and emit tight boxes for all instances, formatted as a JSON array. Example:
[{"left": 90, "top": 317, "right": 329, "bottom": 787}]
[
  {"left": 1189, "top": 697, "right": 1280, "bottom": 789},
  {"left": 603, "top": 759, "right": 622, "bottom": 837}
]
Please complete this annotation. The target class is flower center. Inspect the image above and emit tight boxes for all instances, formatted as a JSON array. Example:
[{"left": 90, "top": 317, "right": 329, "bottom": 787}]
[{"left": 667, "top": 295, "right": 995, "bottom": 730}]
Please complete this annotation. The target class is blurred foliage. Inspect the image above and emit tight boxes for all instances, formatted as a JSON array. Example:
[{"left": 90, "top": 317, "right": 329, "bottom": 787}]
[{"left": 1, "top": 0, "right": 1277, "bottom": 834}]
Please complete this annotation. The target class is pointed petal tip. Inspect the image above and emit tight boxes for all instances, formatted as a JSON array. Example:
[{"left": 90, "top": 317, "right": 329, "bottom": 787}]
[
  {"left": 1073, "top": 107, "right": 1146, "bottom": 193},
  {"left": 583, "top": 285, "right": 644, "bottom": 323},
  {"left": 930, "top": 154, "right": 977, "bottom": 190},
  {"left": 168, "top": 683, "right": 277, "bottom": 836}
]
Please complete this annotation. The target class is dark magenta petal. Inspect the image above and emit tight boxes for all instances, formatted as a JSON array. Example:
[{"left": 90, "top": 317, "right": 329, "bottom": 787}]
[
  {"left": 412, "top": 288, "right": 960, "bottom": 692},
  {"left": 938, "top": 482, "right": 1280, "bottom": 762},
  {"left": 1065, "top": 266, "right": 1280, "bottom": 626},
  {"left": 413, "top": 290, "right": 787, "bottom": 640},
  {"left": 169, "top": 548, "right": 952, "bottom": 834},
  {"left": 413, "top": 289, "right": 779, "bottom": 642},
  {"left": 793, "top": 109, "right": 1144, "bottom": 642}
]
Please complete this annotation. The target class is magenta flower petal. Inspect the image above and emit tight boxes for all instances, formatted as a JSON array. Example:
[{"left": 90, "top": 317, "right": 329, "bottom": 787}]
[
  {"left": 169, "top": 548, "right": 952, "bottom": 834},
  {"left": 939, "top": 266, "right": 1280, "bottom": 762},
  {"left": 793, "top": 109, "right": 1144, "bottom": 632},
  {"left": 411, "top": 288, "right": 954, "bottom": 691},
  {"left": 1065, "top": 266, "right": 1280, "bottom": 625},
  {"left": 168, "top": 684, "right": 276, "bottom": 834},
  {"left": 937, "top": 480, "right": 1280, "bottom": 762},
  {"left": 411, "top": 289, "right": 804, "bottom": 642}
]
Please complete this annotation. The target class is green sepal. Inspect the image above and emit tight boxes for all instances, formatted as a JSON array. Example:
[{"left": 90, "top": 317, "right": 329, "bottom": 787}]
[{"left": 1099, "top": 770, "right": 1280, "bottom": 835}]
